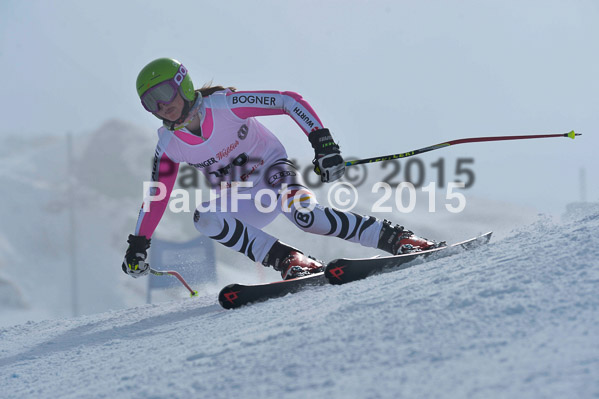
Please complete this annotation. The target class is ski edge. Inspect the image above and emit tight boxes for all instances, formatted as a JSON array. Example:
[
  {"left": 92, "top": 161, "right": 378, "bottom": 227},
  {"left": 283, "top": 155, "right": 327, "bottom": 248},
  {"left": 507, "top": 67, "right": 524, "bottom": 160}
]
[{"left": 325, "top": 231, "right": 493, "bottom": 284}]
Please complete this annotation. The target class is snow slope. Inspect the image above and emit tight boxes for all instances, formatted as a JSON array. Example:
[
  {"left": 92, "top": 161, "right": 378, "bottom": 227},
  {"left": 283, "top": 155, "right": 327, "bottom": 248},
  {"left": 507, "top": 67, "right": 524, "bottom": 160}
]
[{"left": 0, "top": 207, "right": 597, "bottom": 399}]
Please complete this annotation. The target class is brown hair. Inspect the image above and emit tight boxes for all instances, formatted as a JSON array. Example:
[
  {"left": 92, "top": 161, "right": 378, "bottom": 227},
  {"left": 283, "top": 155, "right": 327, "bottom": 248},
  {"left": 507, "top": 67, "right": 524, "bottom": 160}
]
[{"left": 197, "top": 83, "right": 237, "bottom": 97}]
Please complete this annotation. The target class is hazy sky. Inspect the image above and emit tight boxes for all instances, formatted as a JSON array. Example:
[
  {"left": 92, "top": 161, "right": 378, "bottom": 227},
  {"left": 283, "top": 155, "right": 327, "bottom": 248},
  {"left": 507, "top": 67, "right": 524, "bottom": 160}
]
[{"left": 1, "top": 0, "right": 597, "bottom": 213}]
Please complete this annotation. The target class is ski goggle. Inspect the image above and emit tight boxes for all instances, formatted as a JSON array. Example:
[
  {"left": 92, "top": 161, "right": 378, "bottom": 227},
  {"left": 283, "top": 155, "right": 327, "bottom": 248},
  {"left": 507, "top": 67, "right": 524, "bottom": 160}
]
[
  {"left": 140, "top": 79, "right": 180, "bottom": 113},
  {"left": 140, "top": 64, "right": 188, "bottom": 112}
]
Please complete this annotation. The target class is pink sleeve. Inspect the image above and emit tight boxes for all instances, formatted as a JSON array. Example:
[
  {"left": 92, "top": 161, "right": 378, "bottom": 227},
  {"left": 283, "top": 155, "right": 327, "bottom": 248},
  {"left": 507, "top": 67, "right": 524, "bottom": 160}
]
[
  {"left": 226, "top": 90, "right": 324, "bottom": 136},
  {"left": 134, "top": 147, "right": 179, "bottom": 238}
]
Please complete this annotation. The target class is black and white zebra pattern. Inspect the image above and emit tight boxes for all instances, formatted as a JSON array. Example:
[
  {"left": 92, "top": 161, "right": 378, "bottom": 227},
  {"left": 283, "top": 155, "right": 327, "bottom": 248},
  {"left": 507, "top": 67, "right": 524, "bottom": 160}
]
[{"left": 193, "top": 157, "right": 383, "bottom": 264}]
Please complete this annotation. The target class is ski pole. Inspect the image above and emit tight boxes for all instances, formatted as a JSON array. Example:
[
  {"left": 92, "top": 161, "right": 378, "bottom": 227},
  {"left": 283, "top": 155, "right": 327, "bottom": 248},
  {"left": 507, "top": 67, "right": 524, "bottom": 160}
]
[
  {"left": 150, "top": 267, "right": 199, "bottom": 297},
  {"left": 345, "top": 130, "right": 581, "bottom": 167}
]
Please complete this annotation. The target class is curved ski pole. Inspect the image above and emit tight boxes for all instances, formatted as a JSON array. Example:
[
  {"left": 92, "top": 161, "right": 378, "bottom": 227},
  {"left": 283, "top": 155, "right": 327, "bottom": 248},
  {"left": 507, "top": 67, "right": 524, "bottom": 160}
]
[
  {"left": 150, "top": 267, "right": 199, "bottom": 297},
  {"left": 346, "top": 130, "right": 581, "bottom": 167}
]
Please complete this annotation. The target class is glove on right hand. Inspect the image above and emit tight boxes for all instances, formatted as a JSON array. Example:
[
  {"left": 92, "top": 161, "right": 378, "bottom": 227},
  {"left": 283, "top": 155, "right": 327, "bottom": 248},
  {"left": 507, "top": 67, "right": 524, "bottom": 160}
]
[{"left": 122, "top": 234, "right": 151, "bottom": 278}]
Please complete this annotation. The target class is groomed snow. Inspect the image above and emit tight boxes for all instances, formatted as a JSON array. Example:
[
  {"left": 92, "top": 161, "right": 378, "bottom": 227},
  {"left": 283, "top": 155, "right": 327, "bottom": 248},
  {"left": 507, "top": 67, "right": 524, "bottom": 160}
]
[{"left": 1, "top": 209, "right": 597, "bottom": 398}]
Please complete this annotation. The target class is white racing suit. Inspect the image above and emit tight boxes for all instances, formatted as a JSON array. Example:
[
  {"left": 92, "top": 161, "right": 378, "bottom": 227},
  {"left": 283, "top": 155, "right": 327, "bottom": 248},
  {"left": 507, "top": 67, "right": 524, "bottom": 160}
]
[{"left": 134, "top": 90, "right": 384, "bottom": 264}]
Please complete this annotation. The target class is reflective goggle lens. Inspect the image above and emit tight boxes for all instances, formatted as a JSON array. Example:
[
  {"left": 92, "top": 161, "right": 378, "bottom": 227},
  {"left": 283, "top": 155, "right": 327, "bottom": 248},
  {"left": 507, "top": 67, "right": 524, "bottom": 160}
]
[{"left": 140, "top": 80, "right": 178, "bottom": 112}]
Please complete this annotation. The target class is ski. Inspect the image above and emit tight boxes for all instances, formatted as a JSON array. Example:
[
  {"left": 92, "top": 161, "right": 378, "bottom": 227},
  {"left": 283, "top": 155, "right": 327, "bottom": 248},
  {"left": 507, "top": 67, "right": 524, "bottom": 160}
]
[
  {"left": 218, "top": 272, "right": 327, "bottom": 310},
  {"left": 325, "top": 231, "right": 493, "bottom": 285},
  {"left": 218, "top": 232, "right": 492, "bottom": 309}
]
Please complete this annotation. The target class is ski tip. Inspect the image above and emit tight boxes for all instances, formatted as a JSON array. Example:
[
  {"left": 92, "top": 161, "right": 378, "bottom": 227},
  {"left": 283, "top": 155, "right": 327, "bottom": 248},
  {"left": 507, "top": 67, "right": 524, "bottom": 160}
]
[
  {"left": 190, "top": 290, "right": 199, "bottom": 297},
  {"left": 218, "top": 284, "right": 243, "bottom": 310}
]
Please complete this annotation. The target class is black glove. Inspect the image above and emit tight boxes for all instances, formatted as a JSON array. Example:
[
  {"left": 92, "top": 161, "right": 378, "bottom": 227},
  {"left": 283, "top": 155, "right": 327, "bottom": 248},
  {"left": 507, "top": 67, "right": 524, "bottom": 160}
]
[
  {"left": 122, "top": 234, "right": 151, "bottom": 278},
  {"left": 308, "top": 128, "right": 345, "bottom": 183}
]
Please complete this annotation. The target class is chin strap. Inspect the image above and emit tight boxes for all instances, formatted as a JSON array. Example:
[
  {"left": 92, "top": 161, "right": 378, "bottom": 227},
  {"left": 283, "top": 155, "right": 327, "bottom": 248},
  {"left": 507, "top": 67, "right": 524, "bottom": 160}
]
[{"left": 161, "top": 93, "right": 203, "bottom": 131}]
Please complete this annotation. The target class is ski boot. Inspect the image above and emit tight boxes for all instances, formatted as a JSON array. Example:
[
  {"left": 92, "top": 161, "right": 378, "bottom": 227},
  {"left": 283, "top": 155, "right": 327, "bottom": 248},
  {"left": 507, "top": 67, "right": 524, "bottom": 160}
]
[
  {"left": 377, "top": 220, "right": 445, "bottom": 255},
  {"left": 263, "top": 241, "right": 324, "bottom": 280},
  {"left": 279, "top": 251, "right": 324, "bottom": 280}
]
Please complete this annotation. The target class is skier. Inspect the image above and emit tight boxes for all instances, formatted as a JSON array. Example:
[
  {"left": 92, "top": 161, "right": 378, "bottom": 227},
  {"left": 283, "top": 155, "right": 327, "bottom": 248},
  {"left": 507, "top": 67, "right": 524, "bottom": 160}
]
[{"left": 122, "top": 58, "right": 441, "bottom": 280}]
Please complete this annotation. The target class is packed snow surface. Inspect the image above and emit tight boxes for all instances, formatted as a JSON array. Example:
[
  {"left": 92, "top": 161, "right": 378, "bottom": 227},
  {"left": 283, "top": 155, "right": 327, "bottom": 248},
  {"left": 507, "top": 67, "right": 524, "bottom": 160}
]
[{"left": 1, "top": 209, "right": 598, "bottom": 399}]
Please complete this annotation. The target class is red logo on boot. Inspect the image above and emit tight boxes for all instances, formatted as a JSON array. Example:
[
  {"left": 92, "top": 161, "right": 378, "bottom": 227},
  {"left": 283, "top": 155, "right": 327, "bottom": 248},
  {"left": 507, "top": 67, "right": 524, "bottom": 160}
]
[{"left": 328, "top": 266, "right": 346, "bottom": 281}]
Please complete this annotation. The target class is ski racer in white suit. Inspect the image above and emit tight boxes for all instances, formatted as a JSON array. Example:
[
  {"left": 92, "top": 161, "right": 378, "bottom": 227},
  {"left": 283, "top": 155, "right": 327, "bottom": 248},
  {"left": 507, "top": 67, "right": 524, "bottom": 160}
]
[{"left": 123, "top": 58, "right": 440, "bottom": 280}]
